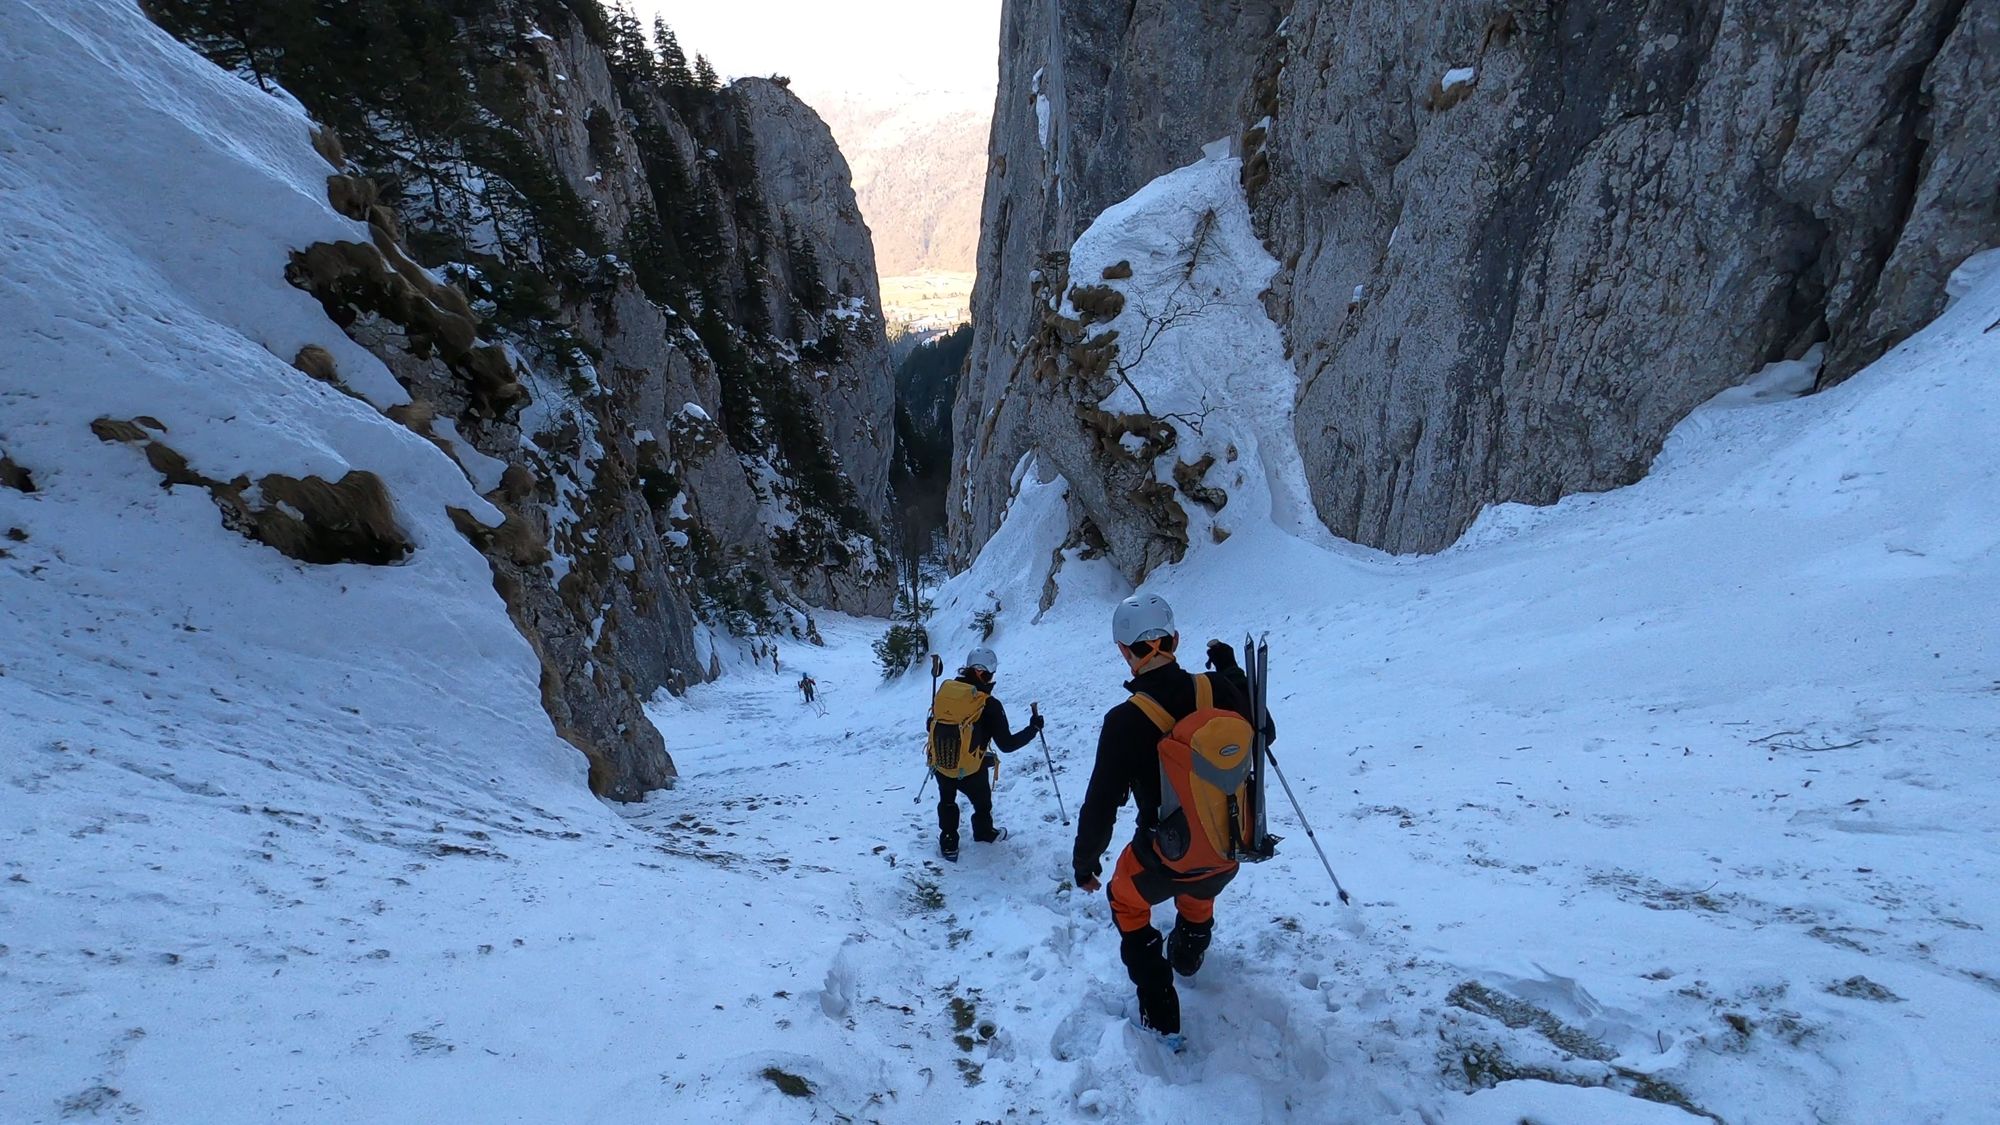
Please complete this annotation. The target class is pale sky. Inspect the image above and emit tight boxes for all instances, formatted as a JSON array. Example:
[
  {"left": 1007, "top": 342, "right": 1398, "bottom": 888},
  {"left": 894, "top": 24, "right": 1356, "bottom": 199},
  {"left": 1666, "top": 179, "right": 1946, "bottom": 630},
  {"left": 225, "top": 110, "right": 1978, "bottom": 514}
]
[{"left": 634, "top": 0, "right": 1002, "bottom": 104}]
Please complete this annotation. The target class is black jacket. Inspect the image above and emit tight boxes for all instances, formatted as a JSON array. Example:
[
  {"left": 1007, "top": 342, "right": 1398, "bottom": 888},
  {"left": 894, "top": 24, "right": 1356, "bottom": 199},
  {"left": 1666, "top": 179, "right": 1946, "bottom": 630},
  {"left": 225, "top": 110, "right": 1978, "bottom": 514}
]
[
  {"left": 1071, "top": 659, "right": 1273, "bottom": 883},
  {"left": 938, "top": 675, "right": 1039, "bottom": 754}
]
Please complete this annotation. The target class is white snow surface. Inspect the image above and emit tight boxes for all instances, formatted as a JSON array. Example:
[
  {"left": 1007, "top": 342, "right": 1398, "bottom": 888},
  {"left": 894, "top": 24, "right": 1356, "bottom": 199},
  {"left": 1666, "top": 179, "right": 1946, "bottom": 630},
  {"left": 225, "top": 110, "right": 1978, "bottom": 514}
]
[
  {"left": 2, "top": 5, "right": 1998, "bottom": 1125},
  {"left": 1032, "top": 66, "right": 1052, "bottom": 152}
]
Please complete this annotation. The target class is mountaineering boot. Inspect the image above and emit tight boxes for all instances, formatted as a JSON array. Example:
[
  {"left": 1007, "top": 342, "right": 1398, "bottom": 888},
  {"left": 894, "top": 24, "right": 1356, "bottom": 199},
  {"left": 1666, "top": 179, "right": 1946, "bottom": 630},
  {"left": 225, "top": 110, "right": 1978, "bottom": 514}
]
[
  {"left": 940, "top": 835, "right": 960, "bottom": 862},
  {"left": 975, "top": 826, "right": 1009, "bottom": 844},
  {"left": 1167, "top": 917, "right": 1213, "bottom": 977},
  {"left": 1119, "top": 927, "right": 1181, "bottom": 1036}
]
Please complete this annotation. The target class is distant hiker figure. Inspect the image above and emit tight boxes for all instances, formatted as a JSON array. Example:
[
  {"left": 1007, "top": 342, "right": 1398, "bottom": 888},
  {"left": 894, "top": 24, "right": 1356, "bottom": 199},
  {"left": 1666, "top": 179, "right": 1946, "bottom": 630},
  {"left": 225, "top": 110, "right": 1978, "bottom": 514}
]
[
  {"left": 1072, "top": 594, "right": 1273, "bottom": 1048},
  {"left": 925, "top": 646, "right": 1042, "bottom": 862},
  {"left": 799, "top": 674, "right": 816, "bottom": 705}
]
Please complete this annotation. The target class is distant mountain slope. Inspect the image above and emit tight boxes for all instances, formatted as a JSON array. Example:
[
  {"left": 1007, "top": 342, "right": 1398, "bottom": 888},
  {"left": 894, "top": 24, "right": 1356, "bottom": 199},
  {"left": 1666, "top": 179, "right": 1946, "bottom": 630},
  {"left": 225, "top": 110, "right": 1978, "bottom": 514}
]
[{"left": 815, "top": 91, "right": 988, "bottom": 278}]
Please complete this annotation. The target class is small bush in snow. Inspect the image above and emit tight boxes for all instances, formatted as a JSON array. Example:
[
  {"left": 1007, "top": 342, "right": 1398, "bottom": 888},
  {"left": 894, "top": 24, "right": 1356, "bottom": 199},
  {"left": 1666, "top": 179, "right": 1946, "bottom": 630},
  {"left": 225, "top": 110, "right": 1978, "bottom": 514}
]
[{"left": 874, "top": 623, "right": 930, "bottom": 679}]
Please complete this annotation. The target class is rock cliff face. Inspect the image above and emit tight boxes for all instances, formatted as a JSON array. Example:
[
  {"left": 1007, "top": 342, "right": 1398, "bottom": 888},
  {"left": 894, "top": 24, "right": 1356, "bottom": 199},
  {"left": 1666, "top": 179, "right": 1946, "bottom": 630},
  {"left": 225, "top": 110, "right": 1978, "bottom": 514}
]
[
  {"left": 956, "top": 0, "right": 2000, "bottom": 571},
  {"left": 1261, "top": 0, "right": 2000, "bottom": 553},
  {"left": 733, "top": 79, "right": 897, "bottom": 537},
  {"left": 148, "top": 0, "right": 896, "bottom": 797}
]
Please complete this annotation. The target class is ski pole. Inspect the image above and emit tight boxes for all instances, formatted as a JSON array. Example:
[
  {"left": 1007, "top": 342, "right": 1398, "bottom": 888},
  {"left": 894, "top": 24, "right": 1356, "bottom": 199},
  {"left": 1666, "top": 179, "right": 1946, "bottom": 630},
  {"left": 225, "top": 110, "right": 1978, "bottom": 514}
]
[
  {"left": 914, "top": 655, "right": 943, "bottom": 804},
  {"left": 1263, "top": 744, "right": 1351, "bottom": 905},
  {"left": 1031, "top": 703, "right": 1069, "bottom": 825}
]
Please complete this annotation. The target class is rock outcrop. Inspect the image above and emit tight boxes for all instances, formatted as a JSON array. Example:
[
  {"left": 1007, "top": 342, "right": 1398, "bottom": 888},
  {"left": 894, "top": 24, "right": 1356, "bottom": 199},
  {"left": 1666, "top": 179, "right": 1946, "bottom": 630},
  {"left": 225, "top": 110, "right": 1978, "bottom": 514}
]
[
  {"left": 148, "top": 0, "right": 896, "bottom": 798},
  {"left": 948, "top": 0, "right": 1284, "bottom": 568},
  {"left": 955, "top": 0, "right": 2000, "bottom": 572}
]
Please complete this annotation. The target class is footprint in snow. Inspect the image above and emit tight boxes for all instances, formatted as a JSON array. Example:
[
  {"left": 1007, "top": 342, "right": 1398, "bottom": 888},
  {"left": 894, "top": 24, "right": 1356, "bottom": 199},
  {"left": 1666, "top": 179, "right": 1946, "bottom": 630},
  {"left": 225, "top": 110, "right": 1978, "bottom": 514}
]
[
  {"left": 1049, "top": 1006, "right": 1106, "bottom": 1062},
  {"left": 1120, "top": 1020, "right": 1199, "bottom": 1084}
]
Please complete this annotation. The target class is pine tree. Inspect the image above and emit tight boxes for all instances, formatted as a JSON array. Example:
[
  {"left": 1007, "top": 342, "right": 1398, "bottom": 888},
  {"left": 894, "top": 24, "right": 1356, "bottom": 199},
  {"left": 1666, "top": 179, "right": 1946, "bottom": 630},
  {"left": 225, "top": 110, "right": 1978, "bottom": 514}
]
[
  {"left": 608, "top": 2, "right": 655, "bottom": 84},
  {"left": 653, "top": 17, "right": 693, "bottom": 91},
  {"left": 786, "top": 227, "right": 829, "bottom": 315},
  {"left": 694, "top": 54, "right": 720, "bottom": 93}
]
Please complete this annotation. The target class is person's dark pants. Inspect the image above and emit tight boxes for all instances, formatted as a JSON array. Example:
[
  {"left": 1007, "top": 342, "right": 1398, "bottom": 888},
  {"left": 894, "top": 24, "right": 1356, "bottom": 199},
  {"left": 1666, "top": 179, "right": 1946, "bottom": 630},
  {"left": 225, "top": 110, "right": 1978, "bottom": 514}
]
[
  {"left": 1107, "top": 844, "right": 1237, "bottom": 1035},
  {"left": 935, "top": 767, "right": 997, "bottom": 847}
]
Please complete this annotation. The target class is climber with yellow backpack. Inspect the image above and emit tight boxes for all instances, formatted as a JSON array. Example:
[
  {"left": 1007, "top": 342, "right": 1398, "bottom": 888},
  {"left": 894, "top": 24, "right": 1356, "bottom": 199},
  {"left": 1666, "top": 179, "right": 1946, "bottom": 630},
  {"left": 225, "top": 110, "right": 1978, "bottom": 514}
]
[
  {"left": 1071, "top": 593, "right": 1283, "bottom": 1049},
  {"left": 925, "top": 646, "right": 1043, "bottom": 862}
]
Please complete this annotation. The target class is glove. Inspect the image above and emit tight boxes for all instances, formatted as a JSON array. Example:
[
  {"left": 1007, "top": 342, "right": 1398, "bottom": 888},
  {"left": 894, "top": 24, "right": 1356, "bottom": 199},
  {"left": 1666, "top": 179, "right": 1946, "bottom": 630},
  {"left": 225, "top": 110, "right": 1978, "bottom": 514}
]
[
  {"left": 1205, "top": 638, "right": 1239, "bottom": 673},
  {"left": 983, "top": 751, "right": 999, "bottom": 770},
  {"left": 1074, "top": 859, "right": 1102, "bottom": 890},
  {"left": 1028, "top": 713, "right": 1045, "bottom": 734}
]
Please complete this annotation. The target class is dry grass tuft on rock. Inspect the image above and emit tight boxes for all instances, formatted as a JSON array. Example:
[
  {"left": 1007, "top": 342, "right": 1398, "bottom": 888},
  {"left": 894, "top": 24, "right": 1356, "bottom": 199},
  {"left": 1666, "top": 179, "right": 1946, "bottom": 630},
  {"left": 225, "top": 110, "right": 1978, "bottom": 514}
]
[
  {"left": 89, "top": 417, "right": 154, "bottom": 444},
  {"left": 222, "top": 472, "right": 411, "bottom": 566},
  {"left": 1428, "top": 76, "right": 1477, "bottom": 111},
  {"left": 448, "top": 504, "right": 550, "bottom": 567},
  {"left": 292, "top": 344, "right": 341, "bottom": 384},
  {"left": 325, "top": 174, "right": 379, "bottom": 221},
  {"left": 309, "top": 125, "right": 346, "bottom": 169},
  {"left": 92, "top": 417, "right": 411, "bottom": 565},
  {"left": 0, "top": 455, "right": 35, "bottom": 493},
  {"left": 286, "top": 239, "right": 523, "bottom": 419},
  {"left": 1068, "top": 284, "right": 1127, "bottom": 324},
  {"left": 1174, "top": 455, "right": 1228, "bottom": 512}
]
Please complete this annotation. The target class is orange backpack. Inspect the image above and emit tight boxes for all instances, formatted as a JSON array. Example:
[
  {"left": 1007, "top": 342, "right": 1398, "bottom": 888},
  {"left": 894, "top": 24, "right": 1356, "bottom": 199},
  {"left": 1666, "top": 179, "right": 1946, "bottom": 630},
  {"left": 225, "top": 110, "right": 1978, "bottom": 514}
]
[{"left": 1130, "top": 674, "right": 1259, "bottom": 874}]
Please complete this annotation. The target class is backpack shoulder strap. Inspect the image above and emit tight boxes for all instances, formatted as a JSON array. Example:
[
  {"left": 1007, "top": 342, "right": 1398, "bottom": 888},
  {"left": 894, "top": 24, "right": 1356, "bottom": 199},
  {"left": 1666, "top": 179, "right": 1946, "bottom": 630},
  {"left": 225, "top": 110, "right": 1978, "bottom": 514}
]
[
  {"left": 1193, "top": 673, "right": 1214, "bottom": 713},
  {"left": 1128, "top": 693, "right": 1175, "bottom": 734}
]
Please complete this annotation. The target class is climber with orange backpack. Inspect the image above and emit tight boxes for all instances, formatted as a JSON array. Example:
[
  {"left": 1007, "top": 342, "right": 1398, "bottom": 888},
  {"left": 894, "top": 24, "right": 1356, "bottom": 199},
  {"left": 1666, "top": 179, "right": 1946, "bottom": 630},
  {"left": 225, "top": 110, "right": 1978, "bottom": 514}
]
[
  {"left": 1071, "top": 593, "right": 1282, "bottom": 1049},
  {"left": 925, "top": 646, "right": 1043, "bottom": 862}
]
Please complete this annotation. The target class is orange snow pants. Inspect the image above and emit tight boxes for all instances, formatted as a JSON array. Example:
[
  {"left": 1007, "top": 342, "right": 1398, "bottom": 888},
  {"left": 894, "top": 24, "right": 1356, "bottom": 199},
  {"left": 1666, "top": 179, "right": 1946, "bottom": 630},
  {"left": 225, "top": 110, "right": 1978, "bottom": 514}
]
[{"left": 1106, "top": 844, "right": 1236, "bottom": 933}]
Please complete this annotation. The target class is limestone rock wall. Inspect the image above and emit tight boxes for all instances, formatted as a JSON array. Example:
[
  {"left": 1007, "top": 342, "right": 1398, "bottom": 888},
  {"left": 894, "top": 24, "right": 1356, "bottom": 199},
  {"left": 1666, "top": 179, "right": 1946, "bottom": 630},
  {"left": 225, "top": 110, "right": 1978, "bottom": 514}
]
[
  {"left": 1261, "top": 0, "right": 2000, "bottom": 553},
  {"left": 955, "top": 0, "right": 2000, "bottom": 575}
]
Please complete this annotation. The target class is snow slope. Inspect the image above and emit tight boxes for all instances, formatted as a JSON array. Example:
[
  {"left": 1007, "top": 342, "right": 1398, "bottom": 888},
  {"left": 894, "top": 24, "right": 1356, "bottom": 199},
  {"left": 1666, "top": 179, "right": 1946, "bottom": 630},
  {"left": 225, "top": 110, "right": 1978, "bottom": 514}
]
[
  {"left": 653, "top": 243, "right": 2000, "bottom": 1118},
  {"left": 3, "top": 4, "right": 1997, "bottom": 1124}
]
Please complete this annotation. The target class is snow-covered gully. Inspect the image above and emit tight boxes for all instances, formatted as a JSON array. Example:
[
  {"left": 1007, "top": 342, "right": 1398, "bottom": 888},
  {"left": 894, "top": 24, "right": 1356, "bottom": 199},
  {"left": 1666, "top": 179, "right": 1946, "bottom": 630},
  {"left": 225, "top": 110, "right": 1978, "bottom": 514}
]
[{"left": 3, "top": 2, "right": 1997, "bottom": 1122}]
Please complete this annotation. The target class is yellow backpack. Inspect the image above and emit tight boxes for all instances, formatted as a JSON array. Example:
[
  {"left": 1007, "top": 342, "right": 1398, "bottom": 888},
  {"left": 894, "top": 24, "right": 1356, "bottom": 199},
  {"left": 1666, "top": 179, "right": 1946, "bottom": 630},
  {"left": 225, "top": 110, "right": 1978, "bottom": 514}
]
[{"left": 926, "top": 680, "right": 990, "bottom": 779}]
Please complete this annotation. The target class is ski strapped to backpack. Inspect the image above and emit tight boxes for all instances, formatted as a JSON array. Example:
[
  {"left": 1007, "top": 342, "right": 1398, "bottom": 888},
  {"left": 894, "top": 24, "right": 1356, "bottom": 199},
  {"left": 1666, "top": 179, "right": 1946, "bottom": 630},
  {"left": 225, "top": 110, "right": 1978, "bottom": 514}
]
[
  {"left": 1129, "top": 669, "right": 1279, "bottom": 874},
  {"left": 926, "top": 679, "right": 991, "bottom": 779},
  {"left": 1241, "top": 635, "right": 1278, "bottom": 863}
]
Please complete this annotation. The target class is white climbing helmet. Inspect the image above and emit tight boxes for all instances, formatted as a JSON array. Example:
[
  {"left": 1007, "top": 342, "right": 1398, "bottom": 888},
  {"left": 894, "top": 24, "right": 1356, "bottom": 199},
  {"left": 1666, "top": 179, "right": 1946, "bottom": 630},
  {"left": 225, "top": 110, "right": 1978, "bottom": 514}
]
[
  {"left": 1112, "top": 593, "right": 1176, "bottom": 646},
  {"left": 965, "top": 646, "right": 999, "bottom": 674}
]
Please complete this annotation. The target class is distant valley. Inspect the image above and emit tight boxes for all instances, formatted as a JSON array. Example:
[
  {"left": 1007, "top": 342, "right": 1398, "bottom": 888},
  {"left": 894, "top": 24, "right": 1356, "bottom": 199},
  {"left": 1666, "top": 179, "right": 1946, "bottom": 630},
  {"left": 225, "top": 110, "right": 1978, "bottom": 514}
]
[{"left": 813, "top": 90, "right": 988, "bottom": 328}]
